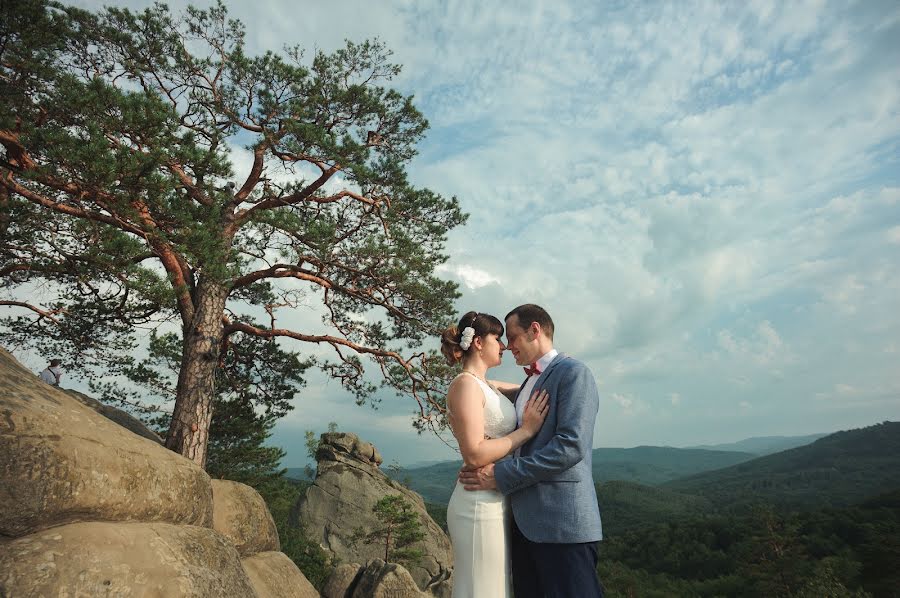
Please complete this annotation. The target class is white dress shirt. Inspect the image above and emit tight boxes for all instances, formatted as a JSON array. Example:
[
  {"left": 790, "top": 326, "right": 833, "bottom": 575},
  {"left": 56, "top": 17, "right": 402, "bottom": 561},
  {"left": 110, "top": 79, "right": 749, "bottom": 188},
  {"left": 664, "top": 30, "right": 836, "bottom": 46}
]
[
  {"left": 40, "top": 366, "right": 62, "bottom": 386},
  {"left": 514, "top": 348, "right": 557, "bottom": 455}
]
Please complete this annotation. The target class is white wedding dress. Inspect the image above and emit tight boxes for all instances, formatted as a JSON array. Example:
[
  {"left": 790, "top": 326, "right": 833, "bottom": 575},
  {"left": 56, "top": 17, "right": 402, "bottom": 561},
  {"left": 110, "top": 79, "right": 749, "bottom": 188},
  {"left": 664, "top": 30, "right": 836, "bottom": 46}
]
[{"left": 446, "top": 374, "right": 518, "bottom": 598}]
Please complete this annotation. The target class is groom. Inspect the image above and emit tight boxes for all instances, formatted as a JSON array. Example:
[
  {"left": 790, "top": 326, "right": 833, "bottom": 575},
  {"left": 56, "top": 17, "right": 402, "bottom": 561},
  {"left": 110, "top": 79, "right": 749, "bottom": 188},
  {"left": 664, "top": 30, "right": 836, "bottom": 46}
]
[{"left": 459, "top": 304, "right": 604, "bottom": 597}]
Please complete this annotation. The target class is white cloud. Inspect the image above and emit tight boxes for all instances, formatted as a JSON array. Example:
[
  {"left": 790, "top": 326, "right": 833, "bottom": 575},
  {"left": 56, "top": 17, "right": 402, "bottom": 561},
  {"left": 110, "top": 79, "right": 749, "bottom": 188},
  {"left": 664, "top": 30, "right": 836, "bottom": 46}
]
[
  {"left": 436, "top": 264, "right": 501, "bottom": 290},
  {"left": 610, "top": 393, "right": 633, "bottom": 411},
  {"left": 716, "top": 320, "right": 787, "bottom": 366},
  {"left": 887, "top": 226, "right": 900, "bottom": 244},
  {"left": 60, "top": 0, "right": 900, "bottom": 459}
]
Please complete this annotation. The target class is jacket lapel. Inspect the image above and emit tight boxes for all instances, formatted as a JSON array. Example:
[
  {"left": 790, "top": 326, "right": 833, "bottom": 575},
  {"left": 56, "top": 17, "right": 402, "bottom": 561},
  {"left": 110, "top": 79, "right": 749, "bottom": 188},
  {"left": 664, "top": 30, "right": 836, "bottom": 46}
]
[
  {"left": 534, "top": 353, "right": 567, "bottom": 391},
  {"left": 516, "top": 353, "right": 568, "bottom": 402}
]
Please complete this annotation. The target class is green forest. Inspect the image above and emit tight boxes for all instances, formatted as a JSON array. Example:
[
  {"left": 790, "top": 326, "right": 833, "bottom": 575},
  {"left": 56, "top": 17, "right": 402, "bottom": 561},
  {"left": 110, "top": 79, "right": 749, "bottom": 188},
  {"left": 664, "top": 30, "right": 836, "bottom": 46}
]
[{"left": 381, "top": 421, "right": 900, "bottom": 597}]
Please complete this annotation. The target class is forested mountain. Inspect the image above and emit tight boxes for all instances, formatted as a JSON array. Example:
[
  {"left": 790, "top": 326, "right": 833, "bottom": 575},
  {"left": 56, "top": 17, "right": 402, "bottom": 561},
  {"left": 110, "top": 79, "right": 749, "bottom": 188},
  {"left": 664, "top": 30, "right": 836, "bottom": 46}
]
[
  {"left": 664, "top": 421, "right": 900, "bottom": 510},
  {"left": 687, "top": 433, "right": 827, "bottom": 455},
  {"left": 380, "top": 446, "right": 756, "bottom": 504},
  {"left": 591, "top": 446, "right": 755, "bottom": 484},
  {"left": 286, "top": 423, "right": 900, "bottom": 596},
  {"left": 595, "top": 481, "right": 714, "bottom": 536},
  {"left": 382, "top": 460, "right": 461, "bottom": 505},
  {"left": 599, "top": 489, "right": 900, "bottom": 597},
  {"left": 284, "top": 468, "right": 314, "bottom": 482}
]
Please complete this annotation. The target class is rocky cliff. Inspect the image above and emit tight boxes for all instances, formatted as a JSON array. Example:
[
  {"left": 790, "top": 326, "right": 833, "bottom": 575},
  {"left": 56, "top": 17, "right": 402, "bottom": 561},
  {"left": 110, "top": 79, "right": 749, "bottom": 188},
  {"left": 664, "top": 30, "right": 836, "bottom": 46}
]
[
  {"left": 294, "top": 432, "right": 453, "bottom": 597},
  {"left": 0, "top": 347, "right": 317, "bottom": 597}
]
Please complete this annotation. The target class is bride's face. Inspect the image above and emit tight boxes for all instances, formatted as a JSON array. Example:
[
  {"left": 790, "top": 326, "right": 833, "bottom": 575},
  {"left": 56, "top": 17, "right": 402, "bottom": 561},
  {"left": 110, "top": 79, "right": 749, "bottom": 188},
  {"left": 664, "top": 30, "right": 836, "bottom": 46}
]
[{"left": 476, "top": 333, "right": 506, "bottom": 368}]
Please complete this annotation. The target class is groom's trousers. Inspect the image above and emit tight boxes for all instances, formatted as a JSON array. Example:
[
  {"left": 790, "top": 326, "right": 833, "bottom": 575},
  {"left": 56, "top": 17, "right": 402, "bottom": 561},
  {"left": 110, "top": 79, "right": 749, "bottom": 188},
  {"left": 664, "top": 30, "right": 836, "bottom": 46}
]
[{"left": 510, "top": 518, "right": 604, "bottom": 598}]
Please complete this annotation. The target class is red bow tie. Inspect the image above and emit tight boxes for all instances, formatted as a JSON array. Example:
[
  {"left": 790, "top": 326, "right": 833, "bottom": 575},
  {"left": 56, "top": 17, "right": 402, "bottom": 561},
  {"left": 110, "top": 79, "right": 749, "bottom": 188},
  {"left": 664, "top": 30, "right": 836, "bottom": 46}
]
[{"left": 524, "top": 362, "right": 541, "bottom": 377}]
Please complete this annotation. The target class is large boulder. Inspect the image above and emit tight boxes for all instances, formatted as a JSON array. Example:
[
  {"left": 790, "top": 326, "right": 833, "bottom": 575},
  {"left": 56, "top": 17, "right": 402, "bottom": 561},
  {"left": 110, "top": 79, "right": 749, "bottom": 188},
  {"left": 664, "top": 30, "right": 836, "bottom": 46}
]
[
  {"left": 351, "top": 559, "right": 428, "bottom": 598},
  {"left": 242, "top": 551, "right": 319, "bottom": 598},
  {"left": 322, "top": 562, "right": 363, "bottom": 598},
  {"left": 211, "top": 479, "right": 280, "bottom": 556},
  {"left": 0, "top": 521, "right": 256, "bottom": 597},
  {"left": 322, "top": 560, "right": 428, "bottom": 598},
  {"left": 293, "top": 432, "right": 452, "bottom": 596},
  {"left": 64, "top": 388, "right": 164, "bottom": 444},
  {"left": 0, "top": 348, "right": 213, "bottom": 538}
]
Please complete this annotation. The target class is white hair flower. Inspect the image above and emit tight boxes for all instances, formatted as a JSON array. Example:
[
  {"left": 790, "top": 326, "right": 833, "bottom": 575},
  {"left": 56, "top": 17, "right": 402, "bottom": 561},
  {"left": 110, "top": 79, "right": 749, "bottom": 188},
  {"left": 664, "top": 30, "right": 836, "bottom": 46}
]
[{"left": 459, "top": 326, "right": 476, "bottom": 351}]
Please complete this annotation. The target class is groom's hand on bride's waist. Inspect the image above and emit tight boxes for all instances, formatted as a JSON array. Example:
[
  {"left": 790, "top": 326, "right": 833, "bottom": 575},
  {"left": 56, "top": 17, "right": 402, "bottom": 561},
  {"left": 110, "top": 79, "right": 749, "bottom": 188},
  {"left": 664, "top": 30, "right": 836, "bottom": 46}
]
[{"left": 459, "top": 463, "right": 497, "bottom": 491}]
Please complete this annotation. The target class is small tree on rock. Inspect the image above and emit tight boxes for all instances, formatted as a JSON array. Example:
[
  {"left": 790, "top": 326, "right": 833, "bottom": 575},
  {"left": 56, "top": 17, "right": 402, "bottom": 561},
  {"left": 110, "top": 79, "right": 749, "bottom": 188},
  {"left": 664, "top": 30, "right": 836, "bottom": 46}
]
[{"left": 352, "top": 494, "right": 425, "bottom": 568}]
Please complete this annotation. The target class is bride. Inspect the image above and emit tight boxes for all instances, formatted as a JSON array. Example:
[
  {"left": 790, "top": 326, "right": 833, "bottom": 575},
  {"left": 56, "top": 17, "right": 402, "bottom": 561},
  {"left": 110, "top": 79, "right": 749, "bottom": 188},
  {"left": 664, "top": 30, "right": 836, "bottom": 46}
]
[{"left": 440, "top": 311, "right": 549, "bottom": 597}]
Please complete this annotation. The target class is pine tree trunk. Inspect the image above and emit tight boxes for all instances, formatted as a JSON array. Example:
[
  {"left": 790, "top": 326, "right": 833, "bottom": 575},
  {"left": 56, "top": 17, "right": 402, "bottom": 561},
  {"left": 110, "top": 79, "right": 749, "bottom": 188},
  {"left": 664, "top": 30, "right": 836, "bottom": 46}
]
[{"left": 165, "top": 277, "right": 229, "bottom": 467}]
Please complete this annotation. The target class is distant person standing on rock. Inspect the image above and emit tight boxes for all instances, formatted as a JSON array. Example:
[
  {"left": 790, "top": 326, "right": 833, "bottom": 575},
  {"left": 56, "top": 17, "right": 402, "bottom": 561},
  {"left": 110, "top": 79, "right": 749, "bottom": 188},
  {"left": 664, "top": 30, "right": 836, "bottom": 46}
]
[{"left": 39, "top": 359, "right": 63, "bottom": 386}]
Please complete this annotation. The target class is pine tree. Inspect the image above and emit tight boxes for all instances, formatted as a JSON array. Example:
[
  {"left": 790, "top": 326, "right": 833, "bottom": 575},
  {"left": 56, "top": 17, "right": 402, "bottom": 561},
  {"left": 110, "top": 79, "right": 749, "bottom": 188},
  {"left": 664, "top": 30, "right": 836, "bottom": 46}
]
[
  {"left": 353, "top": 494, "right": 426, "bottom": 568},
  {"left": 0, "top": 0, "right": 464, "bottom": 465}
]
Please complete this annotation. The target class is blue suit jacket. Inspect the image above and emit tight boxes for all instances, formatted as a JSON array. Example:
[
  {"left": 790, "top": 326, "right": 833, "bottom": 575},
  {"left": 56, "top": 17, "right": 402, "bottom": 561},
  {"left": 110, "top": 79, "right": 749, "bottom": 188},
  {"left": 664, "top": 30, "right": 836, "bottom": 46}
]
[{"left": 494, "top": 354, "right": 603, "bottom": 543}]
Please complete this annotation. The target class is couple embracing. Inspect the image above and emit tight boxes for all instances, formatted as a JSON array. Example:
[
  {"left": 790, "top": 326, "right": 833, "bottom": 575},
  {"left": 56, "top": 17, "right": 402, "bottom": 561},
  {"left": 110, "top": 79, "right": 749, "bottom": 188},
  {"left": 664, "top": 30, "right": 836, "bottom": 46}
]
[{"left": 440, "top": 304, "right": 604, "bottom": 598}]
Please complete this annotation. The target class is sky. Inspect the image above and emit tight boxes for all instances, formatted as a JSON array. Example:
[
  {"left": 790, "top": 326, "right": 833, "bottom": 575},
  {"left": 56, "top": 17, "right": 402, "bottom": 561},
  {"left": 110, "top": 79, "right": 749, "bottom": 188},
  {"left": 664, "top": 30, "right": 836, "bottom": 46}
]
[{"left": 52, "top": 0, "right": 900, "bottom": 468}]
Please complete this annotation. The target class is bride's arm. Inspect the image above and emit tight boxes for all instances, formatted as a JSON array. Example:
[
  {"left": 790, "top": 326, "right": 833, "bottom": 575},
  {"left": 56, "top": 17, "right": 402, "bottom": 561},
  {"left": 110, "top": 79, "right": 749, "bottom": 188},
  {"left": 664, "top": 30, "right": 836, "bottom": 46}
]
[
  {"left": 487, "top": 379, "right": 520, "bottom": 401},
  {"left": 449, "top": 377, "right": 549, "bottom": 468}
]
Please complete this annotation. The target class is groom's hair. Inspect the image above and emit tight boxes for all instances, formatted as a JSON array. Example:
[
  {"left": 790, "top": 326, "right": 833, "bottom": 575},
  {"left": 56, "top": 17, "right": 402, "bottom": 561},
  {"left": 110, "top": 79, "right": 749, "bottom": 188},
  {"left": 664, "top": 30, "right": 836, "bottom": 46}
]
[{"left": 505, "top": 304, "right": 554, "bottom": 340}]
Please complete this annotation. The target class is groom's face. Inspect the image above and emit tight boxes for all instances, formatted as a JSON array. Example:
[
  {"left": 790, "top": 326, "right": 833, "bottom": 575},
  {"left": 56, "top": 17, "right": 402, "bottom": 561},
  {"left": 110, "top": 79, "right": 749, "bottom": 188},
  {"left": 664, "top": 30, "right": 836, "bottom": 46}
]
[{"left": 505, "top": 314, "right": 539, "bottom": 366}]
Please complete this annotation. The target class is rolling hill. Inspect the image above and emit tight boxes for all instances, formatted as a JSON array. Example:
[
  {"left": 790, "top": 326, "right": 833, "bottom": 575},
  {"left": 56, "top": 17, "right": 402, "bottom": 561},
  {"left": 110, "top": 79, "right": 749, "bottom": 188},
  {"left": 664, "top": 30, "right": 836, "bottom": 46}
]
[
  {"left": 664, "top": 421, "right": 900, "bottom": 510},
  {"left": 591, "top": 446, "right": 754, "bottom": 485},
  {"left": 595, "top": 480, "right": 714, "bottom": 536},
  {"left": 383, "top": 446, "right": 756, "bottom": 505},
  {"left": 686, "top": 433, "right": 827, "bottom": 455}
]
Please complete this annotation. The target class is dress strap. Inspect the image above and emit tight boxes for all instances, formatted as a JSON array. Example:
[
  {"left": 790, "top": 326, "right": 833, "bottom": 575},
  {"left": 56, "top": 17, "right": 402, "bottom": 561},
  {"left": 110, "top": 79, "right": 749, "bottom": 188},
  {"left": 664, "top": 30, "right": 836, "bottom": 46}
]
[
  {"left": 458, "top": 370, "right": 486, "bottom": 383},
  {"left": 454, "top": 371, "right": 488, "bottom": 406}
]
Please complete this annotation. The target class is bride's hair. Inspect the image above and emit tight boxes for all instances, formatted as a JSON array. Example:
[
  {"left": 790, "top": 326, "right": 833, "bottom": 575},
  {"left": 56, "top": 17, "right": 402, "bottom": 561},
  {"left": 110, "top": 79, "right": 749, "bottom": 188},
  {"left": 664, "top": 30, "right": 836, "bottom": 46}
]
[{"left": 439, "top": 311, "right": 504, "bottom": 365}]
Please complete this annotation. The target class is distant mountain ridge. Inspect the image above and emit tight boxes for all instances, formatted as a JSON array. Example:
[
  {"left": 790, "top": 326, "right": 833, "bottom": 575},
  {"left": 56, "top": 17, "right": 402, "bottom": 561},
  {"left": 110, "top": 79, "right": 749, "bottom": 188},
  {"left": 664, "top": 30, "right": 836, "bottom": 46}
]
[
  {"left": 665, "top": 421, "right": 900, "bottom": 510},
  {"left": 285, "top": 427, "right": 895, "bottom": 515},
  {"left": 283, "top": 431, "right": 826, "bottom": 480},
  {"left": 379, "top": 446, "right": 757, "bottom": 505},
  {"left": 284, "top": 467, "right": 312, "bottom": 482},
  {"left": 590, "top": 446, "right": 755, "bottom": 484},
  {"left": 686, "top": 433, "right": 827, "bottom": 455}
]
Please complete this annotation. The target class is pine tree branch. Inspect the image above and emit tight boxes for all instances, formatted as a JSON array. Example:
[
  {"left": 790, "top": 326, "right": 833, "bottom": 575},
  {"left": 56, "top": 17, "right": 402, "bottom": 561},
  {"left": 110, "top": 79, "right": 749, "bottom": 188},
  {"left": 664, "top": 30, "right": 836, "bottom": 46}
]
[
  {"left": 0, "top": 301, "right": 65, "bottom": 323},
  {"left": 229, "top": 164, "right": 340, "bottom": 228}
]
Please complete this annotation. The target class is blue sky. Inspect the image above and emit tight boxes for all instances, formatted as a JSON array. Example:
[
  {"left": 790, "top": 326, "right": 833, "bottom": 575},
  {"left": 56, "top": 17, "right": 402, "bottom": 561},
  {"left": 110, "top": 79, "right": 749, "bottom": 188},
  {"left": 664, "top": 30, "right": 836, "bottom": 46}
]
[{"left": 58, "top": 0, "right": 900, "bottom": 467}]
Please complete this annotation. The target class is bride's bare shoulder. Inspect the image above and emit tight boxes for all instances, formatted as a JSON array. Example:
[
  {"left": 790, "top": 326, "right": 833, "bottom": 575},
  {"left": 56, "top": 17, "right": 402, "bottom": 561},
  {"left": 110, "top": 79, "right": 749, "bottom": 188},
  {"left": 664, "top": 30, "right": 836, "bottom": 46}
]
[
  {"left": 448, "top": 374, "right": 485, "bottom": 407},
  {"left": 449, "top": 373, "right": 479, "bottom": 392}
]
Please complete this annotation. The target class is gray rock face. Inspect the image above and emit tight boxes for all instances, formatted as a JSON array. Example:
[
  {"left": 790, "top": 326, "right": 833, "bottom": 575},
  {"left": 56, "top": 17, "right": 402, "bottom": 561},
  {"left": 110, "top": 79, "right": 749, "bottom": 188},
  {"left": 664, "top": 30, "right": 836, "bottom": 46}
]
[
  {"left": 352, "top": 559, "right": 428, "bottom": 598},
  {"left": 322, "top": 560, "right": 429, "bottom": 598},
  {"left": 0, "top": 348, "right": 213, "bottom": 538},
  {"left": 212, "top": 479, "right": 280, "bottom": 556},
  {"left": 321, "top": 562, "right": 363, "bottom": 598},
  {"left": 316, "top": 431, "right": 384, "bottom": 467},
  {"left": 242, "top": 551, "right": 320, "bottom": 598},
  {"left": 294, "top": 432, "right": 453, "bottom": 596},
  {"left": 0, "top": 522, "right": 257, "bottom": 597},
  {"left": 0, "top": 348, "right": 321, "bottom": 597},
  {"left": 64, "top": 388, "right": 164, "bottom": 444}
]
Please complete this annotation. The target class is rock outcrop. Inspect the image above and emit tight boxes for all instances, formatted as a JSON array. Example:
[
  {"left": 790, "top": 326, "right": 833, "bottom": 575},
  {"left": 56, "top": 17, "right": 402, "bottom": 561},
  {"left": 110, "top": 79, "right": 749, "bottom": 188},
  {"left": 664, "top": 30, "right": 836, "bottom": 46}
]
[
  {"left": 0, "top": 522, "right": 257, "bottom": 597},
  {"left": 322, "top": 560, "right": 429, "bottom": 598},
  {"left": 0, "top": 348, "right": 211, "bottom": 538},
  {"left": 64, "top": 388, "right": 164, "bottom": 444},
  {"left": 0, "top": 347, "right": 319, "bottom": 597},
  {"left": 242, "top": 551, "right": 319, "bottom": 598},
  {"left": 294, "top": 432, "right": 452, "bottom": 597},
  {"left": 322, "top": 563, "right": 365, "bottom": 598},
  {"left": 211, "top": 479, "right": 280, "bottom": 556}
]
